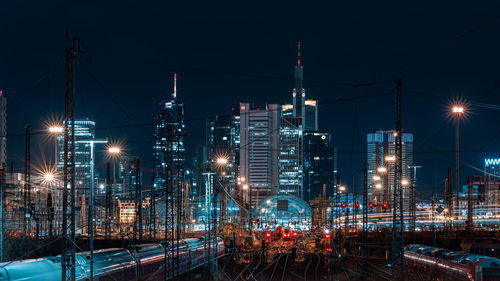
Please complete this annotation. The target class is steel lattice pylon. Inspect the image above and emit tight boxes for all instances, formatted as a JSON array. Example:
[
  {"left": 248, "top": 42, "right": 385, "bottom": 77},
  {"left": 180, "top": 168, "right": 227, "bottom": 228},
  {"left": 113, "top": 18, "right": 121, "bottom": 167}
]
[
  {"left": 62, "top": 34, "right": 79, "bottom": 281},
  {"left": 392, "top": 78, "right": 404, "bottom": 279}
]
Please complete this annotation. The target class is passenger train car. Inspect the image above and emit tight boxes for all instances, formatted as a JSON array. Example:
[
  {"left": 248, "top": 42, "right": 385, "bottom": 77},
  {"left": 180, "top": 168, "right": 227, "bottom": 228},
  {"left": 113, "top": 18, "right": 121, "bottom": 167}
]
[
  {"left": 0, "top": 237, "right": 225, "bottom": 281},
  {"left": 405, "top": 244, "right": 500, "bottom": 281}
]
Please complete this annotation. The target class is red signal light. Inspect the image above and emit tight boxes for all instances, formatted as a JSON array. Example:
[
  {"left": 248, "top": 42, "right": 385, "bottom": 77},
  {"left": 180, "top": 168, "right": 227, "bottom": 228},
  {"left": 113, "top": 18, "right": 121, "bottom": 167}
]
[
  {"left": 355, "top": 202, "right": 360, "bottom": 208},
  {"left": 369, "top": 202, "right": 374, "bottom": 209},
  {"left": 239, "top": 233, "right": 243, "bottom": 237},
  {"left": 292, "top": 231, "right": 298, "bottom": 237},
  {"left": 324, "top": 234, "right": 331, "bottom": 239},
  {"left": 265, "top": 232, "right": 271, "bottom": 238},
  {"left": 341, "top": 202, "right": 346, "bottom": 208},
  {"left": 326, "top": 248, "right": 332, "bottom": 252},
  {"left": 383, "top": 203, "right": 388, "bottom": 209}
]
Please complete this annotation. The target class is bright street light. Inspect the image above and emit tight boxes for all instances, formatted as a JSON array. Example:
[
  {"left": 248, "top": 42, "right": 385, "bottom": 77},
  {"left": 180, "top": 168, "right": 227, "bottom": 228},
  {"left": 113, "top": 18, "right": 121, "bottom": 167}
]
[
  {"left": 377, "top": 167, "right": 387, "bottom": 173},
  {"left": 385, "top": 155, "right": 396, "bottom": 162},
  {"left": 242, "top": 184, "right": 249, "bottom": 190},
  {"left": 48, "top": 126, "right": 63, "bottom": 134},
  {"left": 401, "top": 179, "right": 409, "bottom": 186},
  {"left": 216, "top": 157, "right": 228, "bottom": 165},
  {"left": 338, "top": 185, "right": 346, "bottom": 192},
  {"left": 452, "top": 106, "right": 464, "bottom": 114},
  {"left": 373, "top": 175, "right": 381, "bottom": 181},
  {"left": 108, "top": 146, "right": 121, "bottom": 154},
  {"left": 375, "top": 183, "right": 382, "bottom": 189},
  {"left": 44, "top": 173, "right": 55, "bottom": 183}
]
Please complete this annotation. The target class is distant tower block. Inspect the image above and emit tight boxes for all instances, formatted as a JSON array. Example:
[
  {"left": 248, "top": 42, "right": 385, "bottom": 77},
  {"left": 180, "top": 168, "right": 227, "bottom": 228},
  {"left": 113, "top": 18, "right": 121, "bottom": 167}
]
[{"left": 0, "top": 90, "right": 7, "bottom": 168}]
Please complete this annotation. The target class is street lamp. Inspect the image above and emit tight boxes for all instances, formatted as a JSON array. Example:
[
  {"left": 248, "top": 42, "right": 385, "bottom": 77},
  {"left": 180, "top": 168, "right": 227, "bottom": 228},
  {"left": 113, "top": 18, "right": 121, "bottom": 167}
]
[
  {"left": 385, "top": 155, "right": 396, "bottom": 162},
  {"left": 401, "top": 179, "right": 409, "bottom": 186},
  {"left": 375, "top": 183, "right": 382, "bottom": 189},
  {"left": 373, "top": 175, "right": 381, "bottom": 181},
  {"left": 44, "top": 172, "right": 55, "bottom": 183},
  {"left": 47, "top": 125, "right": 64, "bottom": 165},
  {"left": 451, "top": 104, "right": 466, "bottom": 213}
]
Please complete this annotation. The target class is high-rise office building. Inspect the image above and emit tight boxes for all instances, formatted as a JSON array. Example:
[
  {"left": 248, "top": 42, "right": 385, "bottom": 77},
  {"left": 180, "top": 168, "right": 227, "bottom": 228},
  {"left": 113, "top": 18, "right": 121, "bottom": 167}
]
[
  {"left": 0, "top": 90, "right": 6, "bottom": 168},
  {"left": 192, "top": 145, "right": 206, "bottom": 200},
  {"left": 239, "top": 103, "right": 280, "bottom": 205},
  {"left": 206, "top": 109, "right": 240, "bottom": 187},
  {"left": 118, "top": 156, "right": 141, "bottom": 199},
  {"left": 367, "top": 130, "right": 413, "bottom": 206},
  {"left": 303, "top": 132, "right": 337, "bottom": 202},
  {"left": 288, "top": 42, "right": 318, "bottom": 131},
  {"left": 56, "top": 119, "right": 96, "bottom": 194},
  {"left": 278, "top": 116, "right": 303, "bottom": 197},
  {"left": 152, "top": 74, "right": 186, "bottom": 193},
  {"left": 484, "top": 158, "right": 500, "bottom": 180}
]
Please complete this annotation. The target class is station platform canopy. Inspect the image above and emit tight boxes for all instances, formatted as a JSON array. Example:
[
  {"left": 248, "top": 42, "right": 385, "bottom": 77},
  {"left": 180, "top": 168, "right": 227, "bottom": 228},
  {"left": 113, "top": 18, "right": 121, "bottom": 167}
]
[{"left": 254, "top": 195, "right": 312, "bottom": 230}]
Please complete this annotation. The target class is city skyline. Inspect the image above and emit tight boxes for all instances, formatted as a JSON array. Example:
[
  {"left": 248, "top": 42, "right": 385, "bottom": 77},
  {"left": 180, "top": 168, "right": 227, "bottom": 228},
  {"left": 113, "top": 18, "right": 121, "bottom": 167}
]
[{"left": 2, "top": 2, "right": 500, "bottom": 195}]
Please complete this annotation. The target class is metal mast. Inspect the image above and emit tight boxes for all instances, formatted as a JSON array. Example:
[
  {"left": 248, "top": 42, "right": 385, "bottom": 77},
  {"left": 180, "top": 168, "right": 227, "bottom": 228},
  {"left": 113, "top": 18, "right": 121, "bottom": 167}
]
[
  {"left": 24, "top": 124, "right": 31, "bottom": 237},
  {"left": 362, "top": 164, "right": 368, "bottom": 268},
  {"left": 135, "top": 158, "right": 142, "bottom": 243},
  {"left": 105, "top": 163, "right": 112, "bottom": 240},
  {"left": 392, "top": 78, "right": 404, "bottom": 279},
  {"left": 62, "top": 34, "right": 82, "bottom": 281}
]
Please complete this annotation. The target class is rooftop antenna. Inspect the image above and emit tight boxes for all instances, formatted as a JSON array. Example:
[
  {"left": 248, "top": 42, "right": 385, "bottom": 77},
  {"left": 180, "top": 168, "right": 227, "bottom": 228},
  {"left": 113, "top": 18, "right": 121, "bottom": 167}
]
[{"left": 173, "top": 73, "right": 177, "bottom": 99}]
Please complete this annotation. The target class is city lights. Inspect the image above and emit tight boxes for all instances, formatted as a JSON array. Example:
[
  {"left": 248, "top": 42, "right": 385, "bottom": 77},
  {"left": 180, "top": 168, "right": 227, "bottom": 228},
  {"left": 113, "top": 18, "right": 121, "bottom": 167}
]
[
  {"left": 338, "top": 185, "right": 346, "bottom": 192},
  {"left": 377, "top": 167, "right": 387, "bottom": 173},
  {"left": 48, "top": 126, "right": 63, "bottom": 134},
  {"left": 375, "top": 183, "right": 382, "bottom": 189},
  {"left": 385, "top": 155, "right": 396, "bottom": 162},
  {"left": 373, "top": 175, "right": 381, "bottom": 181},
  {"left": 401, "top": 179, "right": 409, "bottom": 186},
  {"left": 242, "top": 184, "right": 249, "bottom": 190},
  {"left": 108, "top": 146, "right": 121, "bottom": 154}
]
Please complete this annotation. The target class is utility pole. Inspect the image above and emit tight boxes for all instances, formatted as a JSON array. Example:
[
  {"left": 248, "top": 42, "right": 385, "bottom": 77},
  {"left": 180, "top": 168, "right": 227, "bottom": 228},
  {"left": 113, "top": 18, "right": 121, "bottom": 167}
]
[
  {"left": 105, "top": 163, "right": 111, "bottom": 240},
  {"left": 362, "top": 164, "right": 368, "bottom": 270},
  {"left": 466, "top": 176, "right": 473, "bottom": 232},
  {"left": 150, "top": 175, "right": 156, "bottom": 241},
  {"left": 0, "top": 164, "right": 4, "bottom": 262},
  {"left": 135, "top": 158, "right": 142, "bottom": 243},
  {"left": 408, "top": 164, "right": 421, "bottom": 244},
  {"left": 62, "top": 33, "right": 85, "bottom": 281},
  {"left": 392, "top": 78, "right": 404, "bottom": 279},
  {"left": 24, "top": 124, "right": 31, "bottom": 238}
]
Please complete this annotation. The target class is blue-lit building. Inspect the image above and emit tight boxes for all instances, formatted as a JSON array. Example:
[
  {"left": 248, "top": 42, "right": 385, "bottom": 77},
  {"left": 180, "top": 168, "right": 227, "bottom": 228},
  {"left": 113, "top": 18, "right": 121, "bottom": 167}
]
[
  {"left": 118, "top": 155, "right": 141, "bottom": 200},
  {"left": 206, "top": 109, "right": 240, "bottom": 188},
  {"left": 278, "top": 116, "right": 303, "bottom": 197},
  {"left": 366, "top": 130, "right": 413, "bottom": 206},
  {"left": 56, "top": 119, "right": 96, "bottom": 194},
  {"left": 303, "top": 131, "right": 337, "bottom": 202},
  {"left": 152, "top": 74, "right": 186, "bottom": 193}
]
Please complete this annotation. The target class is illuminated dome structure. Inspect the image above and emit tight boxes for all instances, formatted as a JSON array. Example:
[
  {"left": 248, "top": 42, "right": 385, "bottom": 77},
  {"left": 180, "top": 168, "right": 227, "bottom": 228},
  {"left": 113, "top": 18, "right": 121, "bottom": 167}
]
[{"left": 254, "top": 195, "right": 311, "bottom": 230}]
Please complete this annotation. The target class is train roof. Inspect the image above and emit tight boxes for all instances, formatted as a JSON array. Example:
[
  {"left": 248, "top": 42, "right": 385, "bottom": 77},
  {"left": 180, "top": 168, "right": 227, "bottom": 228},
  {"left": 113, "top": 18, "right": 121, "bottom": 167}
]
[{"left": 405, "top": 244, "right": 499, "bottom": 265}]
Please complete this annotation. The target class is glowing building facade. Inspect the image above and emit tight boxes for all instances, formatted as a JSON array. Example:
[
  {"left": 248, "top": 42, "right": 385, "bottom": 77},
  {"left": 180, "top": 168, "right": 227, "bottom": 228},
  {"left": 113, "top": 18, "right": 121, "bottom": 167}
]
[
  {"left": 206, "top": 109, "right": 240, "bottom": 188},
  {"left": 152, "top": 74, "right": 186, "bottom": 194},
  {"left": 367, "top": 130, "right": 413, "bottom": 206},
  {"left": 239, "top": 103, "right": 280, "bottom": 205},
  {"left": 56, "top": 119, "right": 96, "bottom": 194}
]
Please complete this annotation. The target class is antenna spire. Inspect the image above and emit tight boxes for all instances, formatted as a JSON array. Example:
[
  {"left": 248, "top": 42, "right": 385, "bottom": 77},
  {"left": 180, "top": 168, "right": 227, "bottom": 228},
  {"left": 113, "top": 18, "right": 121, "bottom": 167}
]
[
  {"left": 297, "top": 41, "right": 301, "bottom": 67},
  {"left": 173, "top": 73, "right": 177, "bottom": 99}
]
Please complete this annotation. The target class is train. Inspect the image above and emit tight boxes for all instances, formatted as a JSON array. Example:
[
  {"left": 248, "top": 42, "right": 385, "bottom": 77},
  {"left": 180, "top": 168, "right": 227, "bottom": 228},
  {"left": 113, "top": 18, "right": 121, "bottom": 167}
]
[
  {"left": 405, "top": 244, "right": 500, "bottom": 281},
  {"left": 0, "top": 237, "right": 225, "bottom": 281}
]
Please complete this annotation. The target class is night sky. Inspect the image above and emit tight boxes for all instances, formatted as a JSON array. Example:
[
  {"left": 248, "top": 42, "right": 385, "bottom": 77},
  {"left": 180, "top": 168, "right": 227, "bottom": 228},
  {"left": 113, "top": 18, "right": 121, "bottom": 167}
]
[{"left": 2, "top": 1, "right": 500, "bottom": 194}]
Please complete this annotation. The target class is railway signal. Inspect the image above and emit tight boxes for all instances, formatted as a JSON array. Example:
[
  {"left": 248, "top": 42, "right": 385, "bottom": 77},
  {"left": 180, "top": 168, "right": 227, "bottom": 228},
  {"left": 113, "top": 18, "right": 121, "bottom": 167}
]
[
  {"left": 369, "top": 202, "right": 375, "bottom": 210},
  {"left": 383, "top": 202, "right": 388, "bottom": 210}
]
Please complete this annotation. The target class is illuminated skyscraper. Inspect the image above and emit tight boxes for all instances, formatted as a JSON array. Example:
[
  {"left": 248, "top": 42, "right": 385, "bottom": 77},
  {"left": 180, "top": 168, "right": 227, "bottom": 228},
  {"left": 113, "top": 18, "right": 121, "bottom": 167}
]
[
  {"left": 152, "top": 74, "right": 186, "bottom": 193},
  {"left": 303, "top": 132, "right": 337, "bottom": 202},
  {"left": 56, "top": 119, "right": 96, "bottom": 193},
  {"left": 240, "top": 103, "right": 280, "bottom": 205},
  {"left": 0, "top": 90, "right": 6, "bottom": 168},
  {"left": 119, "top": 156, "right": 141, "bottom": 199},
  {"left": 206, "top": 108, "right": 240, "bottom": 187},
  {"left": 279, "top": 116, "right": 303, "bottom": 197},
  {"left": 289, "top": 42, "right": 318, "bottom": 131},
  {"left": 367, "top": 130, "right": 413, "bottom": 205}
]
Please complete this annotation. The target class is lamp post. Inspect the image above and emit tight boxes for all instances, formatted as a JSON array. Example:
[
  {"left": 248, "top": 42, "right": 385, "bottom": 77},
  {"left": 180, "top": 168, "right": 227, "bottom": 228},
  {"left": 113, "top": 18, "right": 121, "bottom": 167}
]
[
  {"left": 107, "top": 146, "right": 121, "bottom": 235},
  {"left": 215, "top": 157, "right": 228, "bottom": 226},
  {"left": 452, "top": 105, "right": 465, "bottom": 213},
  {"left": 77, "top": 138, "right": 107, "bottom": 281}
]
